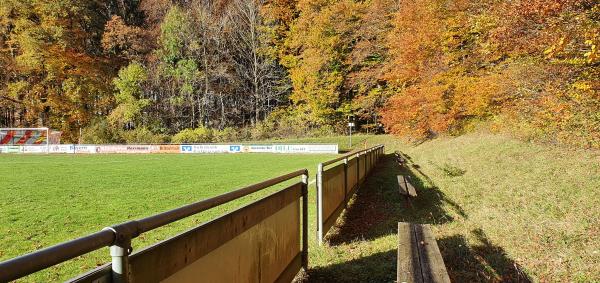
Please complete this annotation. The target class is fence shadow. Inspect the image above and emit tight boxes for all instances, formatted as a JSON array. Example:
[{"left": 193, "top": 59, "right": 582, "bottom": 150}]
[
  {"left": 311, "top": 151, "right": 530, "bottom": 282},
  {"left": 326, "top": 153, "right": 461, "bottom": 246},
  {"left": 303, "top": 250, "right": 397, "bottom": 283},
  {"left": 438, "top": 229, "right": 532, "bottom": 283}
]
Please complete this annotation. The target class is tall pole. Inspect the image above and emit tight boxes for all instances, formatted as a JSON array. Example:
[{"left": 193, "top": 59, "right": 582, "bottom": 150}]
[{"left": 349, "top": 124, "right": 352, "bottom": 148}]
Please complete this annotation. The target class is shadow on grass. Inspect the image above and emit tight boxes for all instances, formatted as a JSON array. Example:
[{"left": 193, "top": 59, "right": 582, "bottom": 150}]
[
  {"left": 305, "top": 250, "right": 397, "bottom": 283},
  {"left": 326, "top": 153, "right": 459, "bottom": 246},
  {"left": 439, "top": 229, "right": 532, "bottom": 282},
  {"left": 308, "top": 152, "right": 529, "bottom": 282}
]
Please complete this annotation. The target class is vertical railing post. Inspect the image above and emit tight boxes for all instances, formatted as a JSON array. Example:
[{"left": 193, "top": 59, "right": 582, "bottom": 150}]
[
  {"left": 316, "top": 163, "right": 324, "bottom": 245},
  {"left": 343, "top": 157, "right": 348, "bottom": 205},
  {"left": 356, "top": 152, "right": 361, "bottom": 184},
  {"left": 102, "top": 227, "right": 131, "bottom": 283},
  {"left": 301, "top": 172, "right": 309, "bottom": 270}
]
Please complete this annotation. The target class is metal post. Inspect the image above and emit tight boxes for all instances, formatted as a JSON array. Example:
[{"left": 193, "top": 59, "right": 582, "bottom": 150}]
[
  {"left": 316, "top": 163, "right": 324, "bottom": 245},
  {"left": 301, "top": 172, "right": 309, "bottom": 270},
  {"left": 349, "top": 126, "right": 352, "bottom": 148},
  {"left": 102, "top": 227, "right": 131, "bottom": 283}
]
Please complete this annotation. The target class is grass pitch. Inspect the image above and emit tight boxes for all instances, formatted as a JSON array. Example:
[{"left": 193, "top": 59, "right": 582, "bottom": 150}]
[{"left": 0, "top": 153, "right": 335, "bottom": 281}]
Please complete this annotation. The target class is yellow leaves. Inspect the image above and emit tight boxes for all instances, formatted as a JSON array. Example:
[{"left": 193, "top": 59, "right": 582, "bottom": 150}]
[
  {"left": 572, "top": 81, "right": 592, "bottom": 91},
  {"left": 7, "top": 81, "right": 28, "bottom": 99},
  {"left": 544, "top": 36, "right": 568, "bottom": 59},
  {"left": 583, "top": 39, "right": 598, "bottom": 64}
]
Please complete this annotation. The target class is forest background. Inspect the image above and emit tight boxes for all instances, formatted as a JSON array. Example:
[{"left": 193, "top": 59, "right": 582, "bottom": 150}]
[{"left": 0, "top": 0, "right": 598, "bottom": 148}]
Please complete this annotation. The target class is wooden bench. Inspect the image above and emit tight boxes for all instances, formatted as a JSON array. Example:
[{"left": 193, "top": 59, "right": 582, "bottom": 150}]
[
  {"left": 398, "top": 175, "right": 417, "bottom": 197},
  {"left": 395, "top": 152, "right": 406, "bottom": 165},
  {"left": 397, "top": 222, "right": 450, "bottom": 283}
]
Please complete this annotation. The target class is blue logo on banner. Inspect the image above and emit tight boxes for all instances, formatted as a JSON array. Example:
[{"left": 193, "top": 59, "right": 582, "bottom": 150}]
[
  {"left": 230, "top": 145, "right": 241, "bottom": 152},
  {"left": 181, "top": 145, "right": 193, "bottom": 152}
]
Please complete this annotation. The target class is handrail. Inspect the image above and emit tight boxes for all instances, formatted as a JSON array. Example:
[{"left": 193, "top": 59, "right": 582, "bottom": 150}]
[
  {"left": 321, "top": 144, "right": 384, "bottom": 167},
  {"left": 0, "top": 169, "right": 308, "bottom": 282}
]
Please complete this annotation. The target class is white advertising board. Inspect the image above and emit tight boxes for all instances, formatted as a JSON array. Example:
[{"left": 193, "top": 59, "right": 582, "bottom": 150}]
[
  {"left": 75, "top": 145, "right": 97, "bottom": 154},
  {"left": 20, "top": 145, "right": 47, "bottom": 153},
  {"left": 242, "top": 145, "right": 274, "bottom": 153},
  {"left": 0, "top": 144, "right": 338, "bottom": 154},
  {"left": 180, "top": 144, "right": 242, "bottom": 153},
  {"left": 272, "top": 144, "right": 338, "bottom": 154},
  {"left": 95, "top": 145, "right": 160, "bottom": 154},
  {"left": 49, "top": 144, "right": 75, "bottom": 153}
]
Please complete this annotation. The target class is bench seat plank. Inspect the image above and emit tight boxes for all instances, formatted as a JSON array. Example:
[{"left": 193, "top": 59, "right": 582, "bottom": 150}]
[
  {"left": 397, "top": 175, "right": 417, "bottom": 197},
  {"left": 397, "top": 222, "right": 450, "bottom": 283},
  {"left": 416, "top": 224, "right": 451, "bottom": 283},
  {"left": 397, "top": 223, "right": 423, "bottom": 283}
]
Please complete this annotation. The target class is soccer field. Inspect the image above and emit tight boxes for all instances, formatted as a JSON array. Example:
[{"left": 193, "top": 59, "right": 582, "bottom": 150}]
[{"left": 0, "top": 153, "right": 336, "bottom": 281}]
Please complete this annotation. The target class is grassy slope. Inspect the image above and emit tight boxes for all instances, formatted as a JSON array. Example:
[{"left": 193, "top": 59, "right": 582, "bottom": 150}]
[
  {"left": 0, "top": 153, "right": 335, "bottom": 281},
  {"left": 307, "top": 134, "right": 599, "bottom": 282}
]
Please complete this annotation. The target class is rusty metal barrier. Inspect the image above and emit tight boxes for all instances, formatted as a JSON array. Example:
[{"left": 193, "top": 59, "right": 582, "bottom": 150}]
[
  {"left": 0, "top": 170, "right": 310, "bottom": 283},
  {"left": 316, "top": 145, "right": 384, "bottom": 244}
]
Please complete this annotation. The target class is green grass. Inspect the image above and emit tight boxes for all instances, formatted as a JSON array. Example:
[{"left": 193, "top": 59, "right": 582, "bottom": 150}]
[
  {"left": 2, "top": 134, "right": 599, "bottom": 282},
  {"left": 307, "top": 133, "right": 600, "bottom": 282},
  {"left": 0, "top": 153, "right": 335, "bottom": 281}
]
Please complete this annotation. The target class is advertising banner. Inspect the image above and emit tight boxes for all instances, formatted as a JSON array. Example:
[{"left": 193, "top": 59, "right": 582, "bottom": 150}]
[
  {"left": 1, "top": 143, "right": 338, "bottom": 154},
  {"left": 49, "top": 144, "right": 75, "bottom": 153},
  {"left": 20, "top": 145, "right": 47, "bottom": 153},
  {"left": 159, "top": 145, "right": 180, "bottom": 153},
  {"left": 95, "top": 145, "right": 160, "bottom": 154},
  {"left": 180, "top": 144, "right": 242, "bottom": 153},
  {"left": 242, "top": 145, "right": 274, "bottom": 153},
  {"left": 75, "top": 145, "right": 97, "bottom": 154},
  {"left": 6, "top": 146, "right": 20, "bottom": 153},
  {"left": 273, "top": 144, "right": 338, "bottom": 154}
]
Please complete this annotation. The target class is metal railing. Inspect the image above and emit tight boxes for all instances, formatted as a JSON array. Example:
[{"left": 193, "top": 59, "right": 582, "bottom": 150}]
[
  {"left": 316, "top": 145, "right": 384, "bottom": 244},
  {"left": 0, "top": 170, "right": 310, "bottom": 283}
]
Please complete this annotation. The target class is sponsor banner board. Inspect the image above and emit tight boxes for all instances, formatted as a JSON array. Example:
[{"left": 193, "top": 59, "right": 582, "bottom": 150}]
[
  {"left": 75, "top": 145, "right": 97, "bottom": 154},
  {"left": 242, "top": 145, "right": 274, "bottom": 153},
  {"left": 95, "top": 145, "right": 160, "bottom": 154},
  {"left": 180, "top": 144, "right": 242, "bottom": 154},
  {"left": 273, "top": 144, "right": 338, "bottom": 154},
  {"left": 159, "top": 145, "right": 180, "bottom": 153},
  {"left": 49, "top": 144, "right": 75, "bottom": 153},
  {"left": 6, "top": 146, "right": 20, "bottom": 153},
  {"left": 21, "top": 145, "right": 47, "bottom": 153},
  {"left": 1, "top": 143, "right": 338, "bottom": 154}
]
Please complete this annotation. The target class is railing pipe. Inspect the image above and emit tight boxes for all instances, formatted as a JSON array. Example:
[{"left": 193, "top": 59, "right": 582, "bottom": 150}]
[{"left": 0, "top": 230, "right": 115, "bottom": 282}]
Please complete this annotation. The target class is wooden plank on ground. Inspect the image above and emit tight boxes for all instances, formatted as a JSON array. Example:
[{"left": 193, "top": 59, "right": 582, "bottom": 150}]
[
  {"left": 405, "top": 176, "right": 417, "bottom": 197},
  {"left": 397, "top": 175, "right": 408, "bottom": 196},
  {"left": 415, "top": 224, "right": 451, "bottom": 283},
  {"left": 397, "top": 222, "right": 423, "bottom": 283},
  {"left": 398, "top": 175, "right": 417, "bottom": 197}
]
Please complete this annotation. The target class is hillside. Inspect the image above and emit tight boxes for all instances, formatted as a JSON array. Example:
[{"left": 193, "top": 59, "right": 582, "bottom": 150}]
[{"left": 309, "top": 134, "right": 599, "bottom": 282}]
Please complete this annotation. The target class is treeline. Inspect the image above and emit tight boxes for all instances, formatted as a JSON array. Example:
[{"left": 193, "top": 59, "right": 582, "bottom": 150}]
[{"left": 0, "top": 0, "right": 598, "bottom": 148}]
